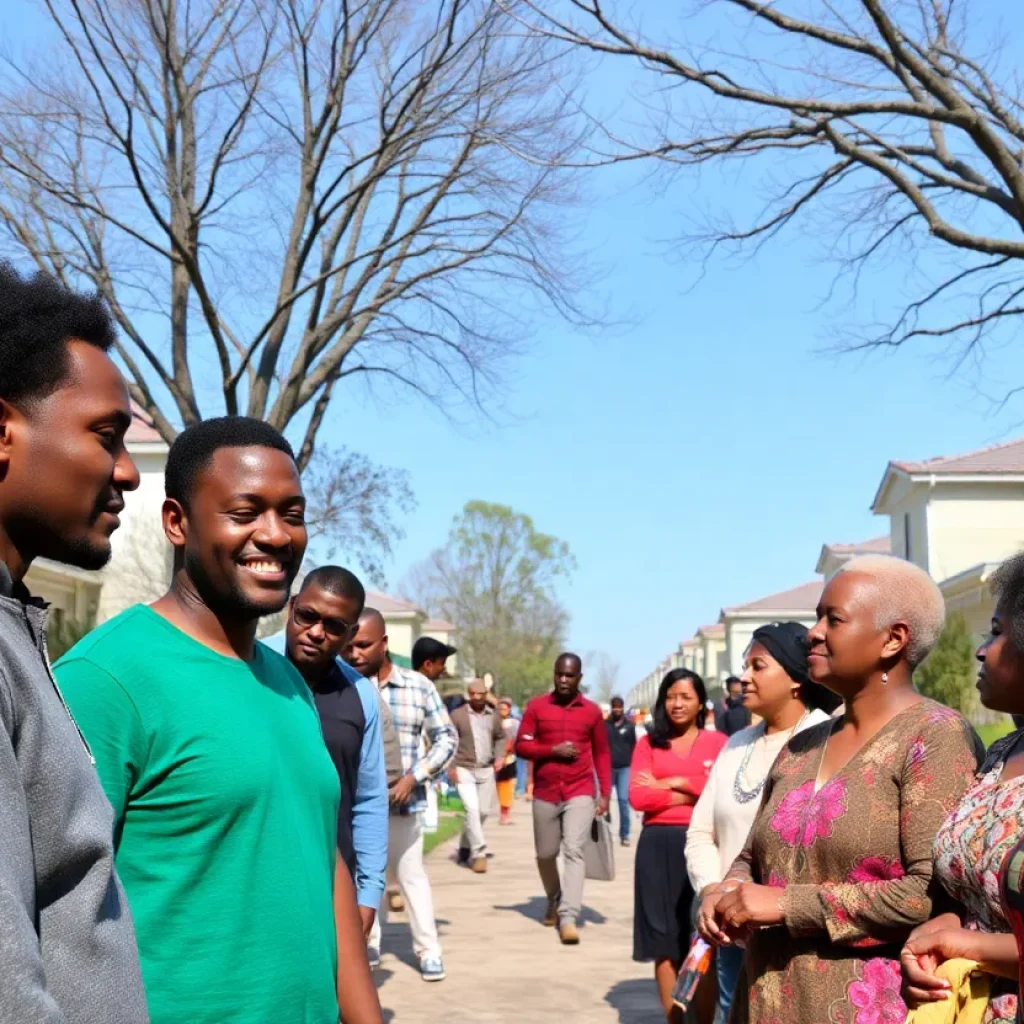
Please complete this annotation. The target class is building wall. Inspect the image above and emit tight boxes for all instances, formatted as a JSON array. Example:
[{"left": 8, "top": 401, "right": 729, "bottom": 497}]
[
  {"left": 385, "top": 617, "right": 420, "bottom": 662},
  {"left": 97, "top": 448, "right": 172, "bottom": 622},
  {"left": 926, "top": 485, "right": 1024, "bottom": 584},
  {"left": 883, "top": 489, "right": 931, "bottom": 572}
]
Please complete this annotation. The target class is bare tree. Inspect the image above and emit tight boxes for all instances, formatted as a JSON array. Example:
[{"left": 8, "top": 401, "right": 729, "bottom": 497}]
[
  {"left": 0, "top": 0, "right": 590, "bottom": 461},
  {"left": 520, "top": 0, "right": 1024, "bottom": 387},
  {"left": 585, "top": 649, "right": 621, "bottom": 703}
]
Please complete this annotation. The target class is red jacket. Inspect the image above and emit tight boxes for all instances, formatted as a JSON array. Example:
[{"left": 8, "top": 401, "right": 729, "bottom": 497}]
[{"left": 515, "top": 691, "right": 612, "bottom": 803}]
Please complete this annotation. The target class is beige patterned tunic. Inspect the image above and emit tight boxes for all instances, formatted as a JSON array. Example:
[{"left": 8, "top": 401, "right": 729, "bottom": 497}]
[{"left": 726, "top": 700, "right": 979, "bottom": 1024}]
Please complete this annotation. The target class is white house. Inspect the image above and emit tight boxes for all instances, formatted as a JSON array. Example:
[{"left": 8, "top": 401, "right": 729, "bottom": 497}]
[
  {"left": 871, "top": 437, "right": 1024, "bottom": 638},
  {"left": 815, "top": 536, "right": 892, "bottom": 581}
]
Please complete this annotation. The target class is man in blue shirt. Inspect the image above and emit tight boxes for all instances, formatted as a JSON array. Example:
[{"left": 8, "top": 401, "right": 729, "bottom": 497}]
[{"left": 266, "top": 566, "right": 388, "bottom": 935}]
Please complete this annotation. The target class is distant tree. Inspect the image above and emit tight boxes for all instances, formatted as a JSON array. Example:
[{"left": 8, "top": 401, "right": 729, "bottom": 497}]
[
  {"left": 405, "top": 500, "right": 576, "bottom": 707},
  {"left": 585, "top": 649, "right": 621, "bottom": 704},
  {"left": 915, "top": 612, "right": 977, "bottom": 716}
]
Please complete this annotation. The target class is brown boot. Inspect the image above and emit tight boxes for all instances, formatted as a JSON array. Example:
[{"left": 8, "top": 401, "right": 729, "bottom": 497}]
[
  {"left": 471, "top": 856, "right": 488, "bottom": 874},
  {"left": 542, "top": 900, "right": 559, "bottom": 927},
  {"left": 558, "top": 921, "right": 580, "bottom": 945}
]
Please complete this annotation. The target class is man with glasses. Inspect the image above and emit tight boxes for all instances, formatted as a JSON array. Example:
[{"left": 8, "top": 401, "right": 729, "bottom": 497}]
[{"left": 266, "top": 566, "right": 389, "bottom": 944}]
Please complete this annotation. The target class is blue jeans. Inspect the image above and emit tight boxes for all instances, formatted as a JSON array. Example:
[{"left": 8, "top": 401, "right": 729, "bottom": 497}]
[
  {"left": 612, "top": 767, "right": 631, "bottom": 840},
  {"left": 515, "top": 757, "right": 528, "bottom": 794},
  {"left": 715, "top": 943, "right": 744, "bottom": 1023}
]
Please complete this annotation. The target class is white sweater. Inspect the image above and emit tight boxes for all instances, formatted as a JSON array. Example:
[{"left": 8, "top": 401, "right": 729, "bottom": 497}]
[{"left": 685, "top": 708, "right": 831, "bottom": 894}]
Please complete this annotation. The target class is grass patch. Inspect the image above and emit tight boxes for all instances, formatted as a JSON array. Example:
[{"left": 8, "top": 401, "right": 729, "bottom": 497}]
[
  {"left": 977, "top": 718, "right": 1015, "bottom": 748},
  {"left": 424, "top": 811, "right": 463, "bottom": 857}
]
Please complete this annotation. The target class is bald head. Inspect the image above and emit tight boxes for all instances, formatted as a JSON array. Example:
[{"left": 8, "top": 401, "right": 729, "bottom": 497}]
[{"left": 344, "top": 606, "right": 389, "bottom": 679}]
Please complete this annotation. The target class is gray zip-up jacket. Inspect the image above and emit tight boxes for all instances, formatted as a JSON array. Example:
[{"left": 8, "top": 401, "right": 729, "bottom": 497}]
[{"left": 0, "top": 562, "right": 149, "bottom": 1023}]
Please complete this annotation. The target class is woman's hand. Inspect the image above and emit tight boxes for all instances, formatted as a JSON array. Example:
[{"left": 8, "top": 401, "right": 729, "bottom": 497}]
[
  {"left": 900, "top": 914, "right": 976, "bottom": 1005},
  {"left": 715, "top": 883, "right": 786, "bottom": 938},
  {"left": 696, "top": 882, "right": 739, "bottom": 946},
  {"left": 634, "top": 771, "right": 672, "bottom": 790}
]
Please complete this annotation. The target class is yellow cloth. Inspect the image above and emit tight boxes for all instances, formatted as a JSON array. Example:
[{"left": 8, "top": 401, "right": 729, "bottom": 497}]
[{"left": 904, "top": 958, "right": 991, "bottom": 1024}]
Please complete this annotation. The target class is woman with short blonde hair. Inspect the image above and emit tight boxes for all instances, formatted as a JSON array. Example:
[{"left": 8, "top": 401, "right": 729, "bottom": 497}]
[{"left": 698, "top": 555, "right": 980, "bottom": 1024}]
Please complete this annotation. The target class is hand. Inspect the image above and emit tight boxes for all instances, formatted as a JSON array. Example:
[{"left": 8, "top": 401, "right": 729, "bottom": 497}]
[
  {"left": 901, "top": 916, "right": 981, "bottom": 1006},
  {"left": 716, "top": 883, "right": 785, "bottom": 938},
  {"left": 595, "top": 796, "right": 609, "bottom": 818},
  {"left": 635, "top": 771, "right": 671, "bottom": 791},
  {"left": 696, "top": 882, "right": 739, "bottom": 946},
  {"left": 551, "top": 741, "right": 579, "bottom": 761},
  {"left": 448, "top": 768, "right": 459, "bottom": 786},
  {"left": 493, "top": 757, "right": 505, "bottom": 773},
  {"left": 389, "top": 774, "right": 417, "bottom": 807},
  {"left": 359, "top": 906, "right": 376, "bottom": 938}
]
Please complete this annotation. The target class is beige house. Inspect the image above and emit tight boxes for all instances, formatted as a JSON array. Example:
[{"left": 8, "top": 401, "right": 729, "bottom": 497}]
[
  {"left": 815, "top": 536, "right": 892, "bottom": 582},
  {"left": 720, "top": 581, "right": 823, "bottom": 678},
  {"left": 872, "top": 437, "right": 1024, "bottom": 638}
]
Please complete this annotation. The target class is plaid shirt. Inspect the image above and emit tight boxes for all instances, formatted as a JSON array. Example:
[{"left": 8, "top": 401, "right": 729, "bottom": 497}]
[{"left": 374, "top": 662, "right": 456, "bottom": 814}]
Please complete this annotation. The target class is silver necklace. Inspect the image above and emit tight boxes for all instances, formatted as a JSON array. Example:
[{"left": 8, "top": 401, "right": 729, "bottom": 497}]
[{"left": 733, "top": 711, "right": 809, "bottom": 804}]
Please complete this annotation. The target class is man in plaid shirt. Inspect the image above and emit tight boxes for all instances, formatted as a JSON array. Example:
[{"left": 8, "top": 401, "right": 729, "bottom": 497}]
[{"left": 346, "top": 608, "right": 456, "bottom": 983}]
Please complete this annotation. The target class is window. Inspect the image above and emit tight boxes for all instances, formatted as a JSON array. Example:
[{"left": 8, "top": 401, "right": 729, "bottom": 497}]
[{"left": 903, "top": 512, "right": 912, "bottom": 561}]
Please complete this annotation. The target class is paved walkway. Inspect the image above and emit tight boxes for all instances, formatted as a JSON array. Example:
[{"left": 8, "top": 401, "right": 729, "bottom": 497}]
[{"left": 375, "top": 801, "right": 664, "bottom": 1023}]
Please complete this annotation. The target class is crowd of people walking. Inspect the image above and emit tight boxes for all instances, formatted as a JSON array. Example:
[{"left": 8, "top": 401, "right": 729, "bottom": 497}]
[{"left": 6, "top": 258, "right": 1024, "bottom": 1024}]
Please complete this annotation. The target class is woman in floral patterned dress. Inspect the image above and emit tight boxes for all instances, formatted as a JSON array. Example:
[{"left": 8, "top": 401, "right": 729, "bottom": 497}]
[
  {"left": 697, "top": 555, "right": 980, "bottom": 1024},
  {"left": 901, "top": 553, "right": 1024, "bottom": 1023}
]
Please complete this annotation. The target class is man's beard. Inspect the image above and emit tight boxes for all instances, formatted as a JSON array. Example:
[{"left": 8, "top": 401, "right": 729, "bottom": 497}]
[
  {"left": 184, "top": 548, "right": 292, "bottom": 621},
  {"left": 33, "top": 529, "right": 112, "bottom": 572}
]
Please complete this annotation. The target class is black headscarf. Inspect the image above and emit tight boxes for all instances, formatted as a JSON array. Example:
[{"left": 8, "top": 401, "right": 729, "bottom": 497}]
[
  {"left": 751, "top": 621, "right": 812, "bottom": 688},
  {"left": 750, "top": 621, "right": 842, "bottom": 714}
]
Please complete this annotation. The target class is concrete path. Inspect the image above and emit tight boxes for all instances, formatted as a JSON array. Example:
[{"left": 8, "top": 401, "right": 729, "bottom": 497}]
[{"left": 375, "top": 801, "right": 664, "bottom": 1023}]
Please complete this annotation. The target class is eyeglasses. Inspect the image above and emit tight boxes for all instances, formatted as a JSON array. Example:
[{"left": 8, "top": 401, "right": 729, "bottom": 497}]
[{"left": 292, "top": 604, "right": 355, "bottom": 640}]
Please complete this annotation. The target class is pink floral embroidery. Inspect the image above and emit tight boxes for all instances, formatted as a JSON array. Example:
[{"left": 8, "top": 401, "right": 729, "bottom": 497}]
[
  {"left": 847, "top": 958, "right": 905, "bottom": 1024},
  {"left": 767, "top": 871, "right": 786, "bottom": 888},
  {"left": 847, "top": 857, "right": 905, "bottom": 884},
  {"left": 771, "top": 779, "right": 847, "bottom": 847}
]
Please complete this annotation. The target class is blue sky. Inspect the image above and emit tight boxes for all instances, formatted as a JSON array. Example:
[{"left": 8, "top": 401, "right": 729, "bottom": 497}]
[{"left": 4, "top": 2, "right": 1024, "bottom": 691}]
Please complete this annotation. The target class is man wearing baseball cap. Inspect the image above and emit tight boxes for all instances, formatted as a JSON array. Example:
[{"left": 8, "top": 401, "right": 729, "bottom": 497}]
[{"left": 412, "top": 636, "right": 457, "bottom": 682}]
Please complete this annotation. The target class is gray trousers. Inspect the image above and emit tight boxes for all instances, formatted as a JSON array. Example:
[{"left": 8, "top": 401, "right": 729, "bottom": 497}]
[{"left": 532, "top": 795, "right": 595, "bottom": 924}]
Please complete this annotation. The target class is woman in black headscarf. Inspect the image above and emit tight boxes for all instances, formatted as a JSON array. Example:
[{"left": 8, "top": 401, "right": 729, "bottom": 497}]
[{"left": 688, "top": 622, "right": 841, "bottom": 1022}]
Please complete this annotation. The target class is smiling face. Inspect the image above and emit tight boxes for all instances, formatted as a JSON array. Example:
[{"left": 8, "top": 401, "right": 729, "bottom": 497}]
[
  {"left": 286, "top": 582, "right": 361, "bottom": 678},
  {"left": 167, "top": 445, "right": 306, "bottom": 620},
  {"left": 976, "top": 603, "right": 1024, "bottom": 715},
  {"left": 741, "top": 641, "right": 799, "bottom": 722},
  {"left": 806, "top": 571, "right": 903, "bottom": 694},
  {"left": 0, "top": 341, "right": 140, "bottom": 571},
  {"left": 663, "top": 678, "right": 701, "bottom": 731}
]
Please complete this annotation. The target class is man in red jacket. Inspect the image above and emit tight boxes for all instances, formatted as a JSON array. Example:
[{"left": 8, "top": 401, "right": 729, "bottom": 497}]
[{"left": 515, "top": 652, "right": 612, "bottom": 946}]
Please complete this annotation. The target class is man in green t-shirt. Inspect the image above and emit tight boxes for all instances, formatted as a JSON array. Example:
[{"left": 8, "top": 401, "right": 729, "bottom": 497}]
[{"left": 56, "top": 417, "right": 382, "bottom": 1024}]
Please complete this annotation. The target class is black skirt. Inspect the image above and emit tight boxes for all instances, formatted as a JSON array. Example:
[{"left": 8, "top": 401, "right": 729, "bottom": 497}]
[{"left": 633, "top": 824, "right": 694, "bottom": 963}]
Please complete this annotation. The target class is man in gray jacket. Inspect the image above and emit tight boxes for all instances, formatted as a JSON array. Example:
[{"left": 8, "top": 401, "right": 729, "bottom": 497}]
[{"left": 0, "top": 263, "right": 149, "bottom": 1022}]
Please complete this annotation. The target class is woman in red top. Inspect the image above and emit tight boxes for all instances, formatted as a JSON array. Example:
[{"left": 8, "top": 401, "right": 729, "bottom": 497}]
[{"left": 630, "top": 668, "right": 727, "bottom": 1021}]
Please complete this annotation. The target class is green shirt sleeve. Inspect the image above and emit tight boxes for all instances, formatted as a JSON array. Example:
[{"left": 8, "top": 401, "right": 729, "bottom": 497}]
[{"left": 55, "top": 658, "right": 146, "bottom": 823}]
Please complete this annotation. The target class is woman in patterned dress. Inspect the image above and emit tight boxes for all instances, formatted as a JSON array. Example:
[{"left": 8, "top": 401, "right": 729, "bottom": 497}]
[
  {"left": 697, "top": 555, "right": 980, "bottom": 1024},
  {"left": 901, "top": 553, "right": 1024, "bottom": 1022}
]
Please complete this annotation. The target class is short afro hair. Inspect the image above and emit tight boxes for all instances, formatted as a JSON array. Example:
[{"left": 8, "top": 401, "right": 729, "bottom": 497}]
[
  {"left": 991, "top": 552, "right": 1024, "bottom": 654},
  {"left": 838, "top": 554, "right": 945, "bottom": 669},
  {"left": 165, "top": 416, "right": 296, "bottom": 507},
  {"left": 299, "top": 565, "right": 366, "bottom": 611},
  {"left": 0, "top": 262, "right": 117, "bottom": 406}
]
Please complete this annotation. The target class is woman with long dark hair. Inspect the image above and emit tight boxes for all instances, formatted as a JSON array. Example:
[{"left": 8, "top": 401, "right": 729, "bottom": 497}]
[{"left": 630, "top": 668, "right": 727, "bottom": 1022}]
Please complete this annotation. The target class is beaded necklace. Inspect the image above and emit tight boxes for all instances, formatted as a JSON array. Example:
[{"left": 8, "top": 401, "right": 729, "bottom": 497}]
[{"left": 732, "top": 710, "right": 809, "bottom": 804}]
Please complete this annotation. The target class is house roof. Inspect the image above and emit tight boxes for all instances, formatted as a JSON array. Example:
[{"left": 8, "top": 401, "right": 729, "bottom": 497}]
[
  {"left": 892, "top": 436, "right": 1024, "bottom": 474},
  {"left": 723, "top": 580, "right": 823, "bottom": 617},
  {"left": 815, "top": 536, "right": 891, "bottom": 575},
  {"left": 697, "top": 623, "right": 725, "bottom": 638},
  {"left": 126, "top": 403, "right": 166, "bottom": 445},
  {"left": 824, "top": 536, "right": 891, "bottom": 556},
  {"left": 366, "top": 590, "right": 424, "bottom": 617},
  {"left": 423, "top": 617, "right": 456, "bottom": 632},
  {"left": 873, "top": 436, "right": 1024, "bottom": 510}
]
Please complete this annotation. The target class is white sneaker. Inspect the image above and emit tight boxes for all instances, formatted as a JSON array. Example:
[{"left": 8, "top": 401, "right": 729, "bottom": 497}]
[
  {"left": 367, "top": 946, "right": 381, "bottom": 969},
  {"left": 420, "top": 956, "right": 446, "bottom": 982}
]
